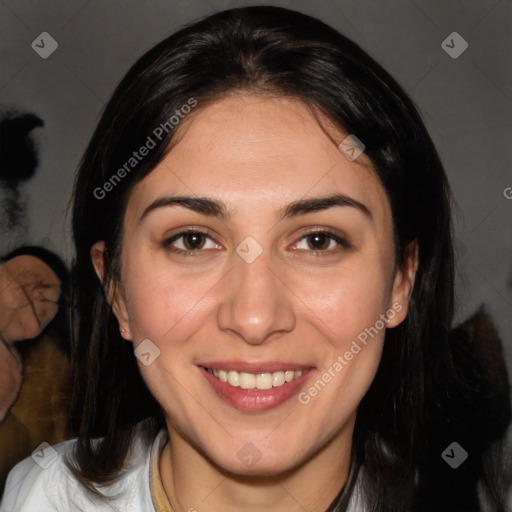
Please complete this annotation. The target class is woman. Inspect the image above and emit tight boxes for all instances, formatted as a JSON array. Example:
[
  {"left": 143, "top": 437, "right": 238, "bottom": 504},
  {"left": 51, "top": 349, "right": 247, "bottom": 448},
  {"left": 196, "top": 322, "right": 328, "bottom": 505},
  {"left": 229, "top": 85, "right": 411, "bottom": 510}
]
[{"left": 1, "top": 6, "right": 510, "bottom": 511}]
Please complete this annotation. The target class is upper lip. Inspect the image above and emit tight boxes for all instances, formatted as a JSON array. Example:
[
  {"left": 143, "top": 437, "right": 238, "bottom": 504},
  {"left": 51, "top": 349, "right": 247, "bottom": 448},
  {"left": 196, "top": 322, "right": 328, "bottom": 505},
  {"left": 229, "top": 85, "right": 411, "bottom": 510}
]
[{"left": 198, "top": 361, "right": 314, "bottom": 373}]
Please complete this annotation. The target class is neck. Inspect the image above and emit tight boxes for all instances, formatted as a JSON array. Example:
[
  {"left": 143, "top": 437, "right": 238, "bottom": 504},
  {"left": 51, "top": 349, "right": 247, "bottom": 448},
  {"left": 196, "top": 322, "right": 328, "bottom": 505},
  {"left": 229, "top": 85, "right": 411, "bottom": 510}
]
[{"left": 159, "top": 415, "right": 356, "bottom": 512}]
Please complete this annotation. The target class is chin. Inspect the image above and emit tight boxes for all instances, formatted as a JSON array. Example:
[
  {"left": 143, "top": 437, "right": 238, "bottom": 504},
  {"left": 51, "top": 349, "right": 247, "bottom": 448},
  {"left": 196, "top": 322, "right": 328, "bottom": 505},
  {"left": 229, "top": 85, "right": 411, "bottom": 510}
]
[
  {"left": 225, "top": 456, "right": 301, "bottom": 478},
  {"left": 204, "top": 440, "right": 307, "bottom": 478}
]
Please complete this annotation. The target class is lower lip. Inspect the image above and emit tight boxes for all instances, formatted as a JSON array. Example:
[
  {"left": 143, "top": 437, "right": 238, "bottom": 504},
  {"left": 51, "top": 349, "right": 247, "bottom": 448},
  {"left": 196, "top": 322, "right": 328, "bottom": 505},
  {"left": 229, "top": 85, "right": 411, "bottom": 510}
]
[{"left": 199, "top": 366, "right": 314, "bottom": 412}]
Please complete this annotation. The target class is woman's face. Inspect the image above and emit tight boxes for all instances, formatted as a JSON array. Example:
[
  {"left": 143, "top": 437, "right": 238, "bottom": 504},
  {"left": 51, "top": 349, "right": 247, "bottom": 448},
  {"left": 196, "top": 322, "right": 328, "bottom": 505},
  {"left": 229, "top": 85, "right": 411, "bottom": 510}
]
[{"left": 93, "top": 93, "right": 416, "bottom": 476}]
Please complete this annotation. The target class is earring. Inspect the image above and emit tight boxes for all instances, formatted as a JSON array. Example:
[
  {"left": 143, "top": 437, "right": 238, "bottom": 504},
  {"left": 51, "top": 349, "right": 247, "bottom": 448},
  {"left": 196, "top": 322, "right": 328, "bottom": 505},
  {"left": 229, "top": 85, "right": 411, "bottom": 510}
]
[{"left": 120, "top": 328, "right": 125, "bottom": 334}]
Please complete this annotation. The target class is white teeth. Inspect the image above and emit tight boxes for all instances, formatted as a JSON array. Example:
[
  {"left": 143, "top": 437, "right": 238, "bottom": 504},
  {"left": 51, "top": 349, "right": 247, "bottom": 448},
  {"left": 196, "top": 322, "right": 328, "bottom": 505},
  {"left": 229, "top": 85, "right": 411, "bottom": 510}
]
[
  {"left": 207, "top": 368, "right": 306, "bottom": 390},
  {"left": 227, "top": 371, "right": 239, "bottom": 387},
  {"left": 239, "top": 373, "right": 256, "bottom": 389},
  {"left": 256, "top": 373, "right": 273, "bottom": 390},
  {"left": 273, "top": 372, "right": 285, "bottom": 387}
]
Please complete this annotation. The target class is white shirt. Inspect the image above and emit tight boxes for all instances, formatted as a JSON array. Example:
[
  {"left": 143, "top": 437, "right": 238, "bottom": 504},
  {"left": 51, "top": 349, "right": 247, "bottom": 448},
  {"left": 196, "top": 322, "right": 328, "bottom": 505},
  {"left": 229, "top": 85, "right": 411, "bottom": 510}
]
[
  {"left": 0, "top": 428, "right": 366, "bottom": 512},
  {"left": 0, "top": 428, "right": 163, "bottom": 512}
]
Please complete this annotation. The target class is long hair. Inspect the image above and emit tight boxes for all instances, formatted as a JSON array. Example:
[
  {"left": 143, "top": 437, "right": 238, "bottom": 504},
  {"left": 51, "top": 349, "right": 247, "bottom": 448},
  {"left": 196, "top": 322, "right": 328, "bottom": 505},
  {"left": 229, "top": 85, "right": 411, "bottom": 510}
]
[{"left": 69, "top": 6, "right": 511, "bottom": 510}]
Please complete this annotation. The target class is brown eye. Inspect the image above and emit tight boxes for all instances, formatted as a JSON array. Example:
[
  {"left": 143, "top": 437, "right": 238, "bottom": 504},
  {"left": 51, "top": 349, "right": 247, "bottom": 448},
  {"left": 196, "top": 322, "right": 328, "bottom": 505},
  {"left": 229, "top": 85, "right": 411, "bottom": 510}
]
[
  {"left": 306, "top": 233, "right": 331, "bottom": 251},
  {"left": 182, "top": 232, "right": 206, "bottom": 250},
  {"left": 163, "top": 229, "right": 219, "bottom": 257},
  {"left": 294, "top": 229, "right": 351, "bottom": 255}
]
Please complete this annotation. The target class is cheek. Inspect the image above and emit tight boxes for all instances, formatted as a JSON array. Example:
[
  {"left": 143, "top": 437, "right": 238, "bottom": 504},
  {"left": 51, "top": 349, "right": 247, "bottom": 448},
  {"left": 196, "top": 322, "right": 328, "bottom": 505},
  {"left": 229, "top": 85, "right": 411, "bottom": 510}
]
[
  {"left": 294, "top": 259, "right": 390, "bottom": 409},
  {"left": 122, "top": 262, "right": 216, "bottom": 345},
  {"left": 298, "top": 261, "right": 392, "bottom": 345}
]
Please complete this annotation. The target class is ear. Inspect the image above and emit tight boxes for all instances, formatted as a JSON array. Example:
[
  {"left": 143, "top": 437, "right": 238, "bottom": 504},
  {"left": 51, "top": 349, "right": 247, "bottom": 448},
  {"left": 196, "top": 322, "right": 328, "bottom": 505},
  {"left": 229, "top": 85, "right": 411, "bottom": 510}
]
[
  {"left": 90, "top": 241, "right": 132, "bottom": 340},
  {"left": 386, "top": 239, "right": 419, "bottom": 328}
]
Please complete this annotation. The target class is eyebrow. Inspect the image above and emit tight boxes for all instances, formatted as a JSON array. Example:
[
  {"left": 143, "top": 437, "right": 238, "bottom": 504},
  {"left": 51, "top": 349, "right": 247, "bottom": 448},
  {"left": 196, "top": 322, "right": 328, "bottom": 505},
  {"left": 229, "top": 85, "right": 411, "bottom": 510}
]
[{"left": 138, "top": 193, "right": 372, "bottom": 224}]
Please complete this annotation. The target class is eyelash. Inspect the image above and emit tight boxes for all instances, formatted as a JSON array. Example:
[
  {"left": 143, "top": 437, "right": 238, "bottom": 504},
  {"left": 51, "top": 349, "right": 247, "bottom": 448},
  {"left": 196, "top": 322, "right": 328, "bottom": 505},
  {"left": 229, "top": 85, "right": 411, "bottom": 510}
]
[{"left": 163, "top": 228, "right": 351, "bottom": 258}]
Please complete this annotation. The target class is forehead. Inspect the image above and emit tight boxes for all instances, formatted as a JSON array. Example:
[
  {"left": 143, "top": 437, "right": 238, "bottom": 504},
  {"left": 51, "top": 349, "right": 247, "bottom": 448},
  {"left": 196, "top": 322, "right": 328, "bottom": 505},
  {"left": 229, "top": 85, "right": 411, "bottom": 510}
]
[{"left": 125, "top": 93, "right": 391, "bottom": 229}]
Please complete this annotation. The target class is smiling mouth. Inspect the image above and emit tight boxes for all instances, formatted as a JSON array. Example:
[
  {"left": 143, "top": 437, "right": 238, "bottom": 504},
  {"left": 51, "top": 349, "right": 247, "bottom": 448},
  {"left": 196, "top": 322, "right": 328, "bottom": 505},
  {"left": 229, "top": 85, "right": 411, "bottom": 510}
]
[{"left": 203, "top": 367, "right": 306, "bottom": 391}]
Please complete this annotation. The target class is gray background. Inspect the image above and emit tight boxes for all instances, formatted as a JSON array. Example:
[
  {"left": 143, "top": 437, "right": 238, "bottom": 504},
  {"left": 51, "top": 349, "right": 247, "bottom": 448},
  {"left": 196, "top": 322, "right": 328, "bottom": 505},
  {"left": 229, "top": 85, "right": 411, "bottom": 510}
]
[{"left": 0, "top": 0, "right": 511, "bottom": 373}]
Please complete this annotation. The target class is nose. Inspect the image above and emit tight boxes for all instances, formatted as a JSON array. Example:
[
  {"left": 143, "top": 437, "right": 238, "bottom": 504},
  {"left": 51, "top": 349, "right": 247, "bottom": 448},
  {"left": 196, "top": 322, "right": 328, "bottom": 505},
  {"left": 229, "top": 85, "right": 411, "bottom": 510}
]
[{"left": 216, "top": 246, "right": 296, "bottom": 345}]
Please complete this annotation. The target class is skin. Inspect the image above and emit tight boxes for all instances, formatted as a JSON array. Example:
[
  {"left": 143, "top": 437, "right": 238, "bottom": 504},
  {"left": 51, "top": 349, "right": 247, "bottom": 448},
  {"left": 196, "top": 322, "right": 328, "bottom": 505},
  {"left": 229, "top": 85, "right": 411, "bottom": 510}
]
[
  {"left": 0, "top": 255, "right": 61, "bottom": 421},
  {"left": 92, "top": 93, "right": 418, "bottom": 512}
]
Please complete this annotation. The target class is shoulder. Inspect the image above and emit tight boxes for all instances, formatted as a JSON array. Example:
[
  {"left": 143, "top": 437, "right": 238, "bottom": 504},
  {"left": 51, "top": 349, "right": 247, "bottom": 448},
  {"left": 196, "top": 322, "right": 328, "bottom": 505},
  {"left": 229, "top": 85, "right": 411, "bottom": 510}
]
[
  {"left": 1, "top": 438, "right": 80, "bottom": 511},
  {"left": 0, "top": 429, "right": 156, "bottom": 512}
]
